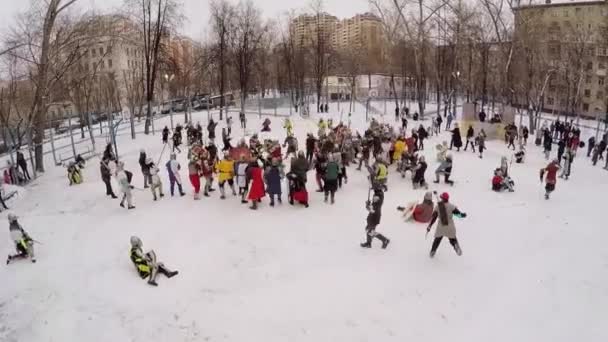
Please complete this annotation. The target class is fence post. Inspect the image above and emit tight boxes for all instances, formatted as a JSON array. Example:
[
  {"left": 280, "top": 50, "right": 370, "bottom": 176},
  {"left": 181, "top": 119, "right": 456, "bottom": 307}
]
[
  {"left": 68, "top": 115, "right": 77, "bottom": 160},
  {"left": 49, "top": 126, "right": 58, "bottom": 166},
  {"left": 274, "top": 89, "right": 277, "bottom": 117},
  {"left": 87, "top": 111, "right": 96, "bottom": 150}
]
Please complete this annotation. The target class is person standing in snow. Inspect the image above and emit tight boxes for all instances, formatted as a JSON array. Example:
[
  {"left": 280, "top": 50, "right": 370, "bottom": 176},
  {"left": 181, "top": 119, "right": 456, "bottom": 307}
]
[
  {"left": 129, "top": 236, "right": 178, "bottom": 287},
  {"left": 166, "top": 153, "right": 185, "bottom": 197},
  {"left": 464, "top": 125, "right": 475, "bottom": 152},
  {"left": 247, "top": 160, "right": 265, "bottom": 210},
  {"left": 476, "top": 127, "right": 487, "bottom": 155},
  {"left": 540, "top": 159, "right": 561, "bottom": 200},
  {"left": 557, "top": 138, "right": 566, "bottom": 165},
  {"left": 559, "top": 149, "right": 574, "bottom": 180},
  {"left": 139, "top": 149, "right": 151, "bottom": 188},
  {"left": 426, "top": 192, "right": 466, "bottom": 258},
  {"left": 543, "top": 131, "right": 553, "bottom": 160},
  {"left": 172, "top": 128, "right": 182, "bottom": 153},
  {"left": 201, "top": 152, "right": 215, "bottom": 197},
  {"left": 100, "top": 159, "right": 117, "bottom": 199},
  {"left": 587, "top": 136, "right": 596, "bottom": 158},
  {"left": 226, "top": 116, "right": 233, "bottom": 135},
  {"left": 207, "top": 119, "right": 218, "bottom": 141},
  {"left": 450, "top": 123, "right": 463, "bottom": 151},
  {"left": 235, "top": 155, "right": 250, "bottom": 203},
  {"left": 216, "top": 154, "right": 237, "bottom": 199},
  {"left": 445, "top": 112, "right": 453, "bottom": 130},
  {"left": 323, "top": 154, "right": 339, "bottom": 204},
  {"left": 239, "top": 112, "right": 247, "bottom": 129},
  {"left": 264, "top": 158, "right": 284, "bottom": 207},
  {"left": 116, "top": 161, "right": 135, "bottom": 209},
  {"left": 149, "top": 161, "right": 164, "bottom": 201},
  {"left": 16, "top": 151, "right": 30, "bottom": 181},
  {"left": 162, "top": 126, "right": 169, "bottom": 144},
  {"left": 290, "top": 151, "right": 310, "bottom": 185},
  {"left": 360, "top": 185, "right": 390, "bottom": 249},
  {"left": 188, "top": 159, "right": 201, "bottom": 200},
  {"left": 6, "top": 214, "right": 36, "bottom": 264}
]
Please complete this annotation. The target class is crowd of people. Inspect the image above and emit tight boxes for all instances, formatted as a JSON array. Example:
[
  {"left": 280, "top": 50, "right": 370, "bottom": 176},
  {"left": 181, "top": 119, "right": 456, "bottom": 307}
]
[{"left": 8, "top": 108, "right": 608, "bottom": 286}]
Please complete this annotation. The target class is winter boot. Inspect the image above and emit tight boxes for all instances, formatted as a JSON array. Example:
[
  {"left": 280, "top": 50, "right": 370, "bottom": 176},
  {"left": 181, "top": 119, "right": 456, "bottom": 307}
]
[
  {"left": 220, "top": 188, "right": 226, "bottom": 200},
  {"left": 250, "top": 201, "right": 258, "bottom": 210},
  {"left": 453, "top": 243, "right": 462, "bottom": 256},
  {"left": 111, "top": 194, "right": 118, "bottom": 199},
  {"left": 330, "top": 193, "right": 335, "bottom": 205},
  {"left": 128, "top": 205, "right": 136, "bottom": 210},
  {"left": 324, "top": 194, "right": 328, "bottom": 203},
  {"left": 166, "top": 270, "right": 178, "bottom": 278},
  {"left": 6, "top": 255, "right": 11, "bottom": 264},
  {"left": 270, "top": 198, "right": 275, "bottom": 207},
  {"left": 148, "top": 280, "right": 158, "bottom": 286},
  {"left": 360, "top": 235, "right": 373, "bottom": 248},
  {"left": 153, "top": 195, "right": 158, "bottom": 201},
  {"left": 380, "top": 237, "right": 390, "bottom": 249},
  {"left": 429, "top": 250, "right": 436, "bottom": 258},
  {"left": 120, "top": 202, "right": 125, "bottom": 208}
]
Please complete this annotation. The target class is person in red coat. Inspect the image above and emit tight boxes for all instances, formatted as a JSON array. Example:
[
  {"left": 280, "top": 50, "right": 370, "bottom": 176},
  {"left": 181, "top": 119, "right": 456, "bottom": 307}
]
[
  {"left": 541, "top": 159, "right": 561, "bottom": 200},
  {"left": 247, "top": 161, "right": 266, "bottom": 210}
]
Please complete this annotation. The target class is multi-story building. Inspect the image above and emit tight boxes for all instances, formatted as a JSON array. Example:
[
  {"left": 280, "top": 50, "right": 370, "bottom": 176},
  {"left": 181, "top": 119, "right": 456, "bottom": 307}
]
[
  {"left": 513, "top": 0, "right": 608, "bottom": 119},
  {"left": 290, "top": 12, "right": 385, "bottom": 70}
]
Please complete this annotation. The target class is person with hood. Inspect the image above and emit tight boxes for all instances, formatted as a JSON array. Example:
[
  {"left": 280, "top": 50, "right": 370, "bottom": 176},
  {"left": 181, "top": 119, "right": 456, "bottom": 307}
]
[
  {"left": 6, "top": 214, "right": 36, "bottom": 264},
  {"left": 129, "top": 236, "right": 178, "bottom": 287},
  {"left": 216, "top": 153, "right": 237, "bottom": 199},
  {"left": 412, "top": 155, "right": 428, "bottom": 189},
  {"left": 103, "top": 143, "right": 116, "bottom": 162},
  {"left": 139, "top": 149, "right": 151, "bottom": 188},
  {"left": 464, "top": 125, "right": 475, "bottom": 152},
  {"left": 540, "top": 159, "right": 561, "bottom": 200},
  {"left": 284, "top": 134, "right": 298, "bottom": 159},
  {"left": 543, "top": 131, "right": 553, "bottom": 160},
  {"left": 323, "top": 154, "right": 340, "bottom": 204},
  {"left": 434, "top": 154, "right": 454, "bottom": 185},
  {"left": 588, "top": 136, "right": 596, "bottom": 158},
  {"left": 247, "top": 160, "right": 265, "bottom": 210},
  {"left": 450, "top": 123, "right": 463, "bottom": 151},
  {"left": 417, "top": 125, "right": 428, "bottom": 150},
  {"left": 522, "top": 126, "right": 529, "bottom": 145},
  {"left": 188, "top": 158, "right": 201, "bottom": 200},
  {"left": 235, "top": 155, "right": 250, "bottom": 203},
  {"left": 265, "top": 158, "right": 284, "bottom": 207},
  {"left": 16, "top": 151, "right": 30, "bottom": 181},
  {"left": 172, "top": 128, "right": 182, "bottom": 153},
  {"left": 477, "top": 129, "right": 487, "bottom": 159},
  {"left": 162, "top": 126, "right": 170, "bottom": 144},
  {"left": 261, "top": 118, "right": 272, "bottom": 132},
  {"left": 445, "top": 112, "right": 454, "bottom": 130},
  {"left": 397, "top": 191, "right": 434, "bottom": 223},
  {"left": 284, "top": 118, "right": 294, "bottom": 136},
  {"left": 372, "top": 158, "right": 389, "bottom": 191},
  {"left": 492, "top": 169, "right": 514, "bottom": 192},
  {"left": 207, "top": 119, "right": 218, "bottom": 141},
  {"left": 149, "top": 161, "right": 165, "bottom": 201},
  {"left": 116, "top": 161, "right": 135, "bottom": 209},
  {"left": 305, "top": 134, "right": 317, "bottom": 164},
  {"left": 560, "top": 148, "right": 574, "bottom": 180},
  {"left": 393, "top": 137, "right": 407, "bottom": 164},
  {"left": 426, "top": 192, "right": 466, "bottom": 258},
  {"left": 166, "top": 153, "right": 185, "bottom": 197},
  {"left": 436, "top": 141, "right": 449, "bottom": 162},
  {"left": 290, "top": 151, "right": 310, "bottom": 184},
  {"left": 360, "top": 186, "right": 390, "bottom": 249},
  {"left": 100, "top": 159, "right": 117, "bottom": 199}
]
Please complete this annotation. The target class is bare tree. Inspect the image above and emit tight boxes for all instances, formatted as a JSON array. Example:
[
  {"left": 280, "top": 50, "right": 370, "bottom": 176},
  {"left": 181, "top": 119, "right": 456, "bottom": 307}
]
[
  {"left": 210, "top": 0, "right": 234, "bottom": 120},
  {"left": 308, "top": 0, "right": 334, "bottom": 113}
]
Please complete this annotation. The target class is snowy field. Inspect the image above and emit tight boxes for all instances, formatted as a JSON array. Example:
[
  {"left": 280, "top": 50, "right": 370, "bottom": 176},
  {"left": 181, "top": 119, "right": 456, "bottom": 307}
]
[{"left": 1, "top": 105, "right": 608, "bottom": 342}]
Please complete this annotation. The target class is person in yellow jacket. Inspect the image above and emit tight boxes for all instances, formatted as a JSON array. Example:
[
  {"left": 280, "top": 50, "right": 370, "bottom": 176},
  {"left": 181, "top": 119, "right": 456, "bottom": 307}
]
[
  {"left": 373, "top": 159, "right": 389, "bottom": 191},
  {"left": 318, "top": 119, "right": 328, "bottom": 137},
  {"left": 215, "top": 154, "right": 237, "bottom": 199},
  {"left": 284, "top": 118, "right": 294, "bottom": 136},
  {"left": 393, "top": 138, "right": 407, "bottom": 163}
]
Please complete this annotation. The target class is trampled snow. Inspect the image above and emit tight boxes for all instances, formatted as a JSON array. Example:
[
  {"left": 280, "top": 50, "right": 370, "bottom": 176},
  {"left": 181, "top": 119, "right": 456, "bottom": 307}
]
[{"left": 1, "top": 104, "right": 607, "bottom": 342}]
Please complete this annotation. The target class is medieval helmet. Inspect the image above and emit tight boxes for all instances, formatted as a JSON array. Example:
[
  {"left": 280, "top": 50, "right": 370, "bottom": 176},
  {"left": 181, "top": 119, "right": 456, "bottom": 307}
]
[{"left": 130, "top": 236, "right": 142, "bottom": 248}]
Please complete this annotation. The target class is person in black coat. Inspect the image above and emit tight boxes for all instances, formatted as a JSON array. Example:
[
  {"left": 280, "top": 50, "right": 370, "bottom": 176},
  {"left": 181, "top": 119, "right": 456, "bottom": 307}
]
[
  {"left": 207, "top": 119, "right": 218, "bottom": 141},
  {"left": 100, "top": 159, "right": 117, "bottom": 198},
  {"left": 417, "top": 125, "right": 428, "bottom": 150},
  {"left": 395, "top": 107, "right": 400, "bottom": 122},
  {"left": 360, "top": 186, "right": 390, "bottom": 249},
  {"left": 450, "top": 124, "right": 463, "bottom": 151},
  {"left": 138, "top": 149, "right": 150, "bottom": 188},
  {"left": 587, "top": 136, "right": 596, "bottom": 157},
  {"left": 103, "top": 143, "right": 115, "bottom": 161},
  {"left": 305, "top": 134, "right": 316, "bottom": 164},
  {"left": 401, "top": 116, "right": 408, "bottom": 130},
  {"left": 16, "top": 151, "right": 30, "bottom": 181},
  {"left": 543, "top": 132, "right": 553, "bottom": 160},
  {"left": 464, "top": 125, "right": 475, "bottom": 152},
  {"left": 412, "top": 155, "right": 428, "bottom": 189},
  {"left": 162, "top": 126, "right": 169, "bottom": 144}
]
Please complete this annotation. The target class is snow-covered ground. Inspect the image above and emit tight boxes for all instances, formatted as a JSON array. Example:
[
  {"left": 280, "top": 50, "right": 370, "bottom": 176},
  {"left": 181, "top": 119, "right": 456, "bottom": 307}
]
[{"left": 1, "top": 105, "right": 608, "bottom": 342}]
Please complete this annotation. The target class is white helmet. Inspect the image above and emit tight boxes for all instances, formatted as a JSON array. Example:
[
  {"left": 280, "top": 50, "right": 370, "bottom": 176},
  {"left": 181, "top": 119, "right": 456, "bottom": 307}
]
[
  {"left": 7, "top": 213, "right": 17, "bottom": 222},
  {"left": 130, "top": 236, "right": 142, "bottom": 248}
]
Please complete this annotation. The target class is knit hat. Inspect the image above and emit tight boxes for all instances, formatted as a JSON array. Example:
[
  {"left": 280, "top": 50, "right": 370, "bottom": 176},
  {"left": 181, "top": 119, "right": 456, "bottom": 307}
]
[
  {"left": 440, "top": 192, "right": 449, "bottom": 201},
  {"left": 424, "top": 192, "right": 433, "bottom": 201}
]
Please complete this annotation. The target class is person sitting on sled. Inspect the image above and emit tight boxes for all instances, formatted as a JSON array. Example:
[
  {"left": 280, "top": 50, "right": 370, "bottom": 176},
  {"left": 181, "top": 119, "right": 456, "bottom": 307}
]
[
  {"left": 492, "top": 169, "right": 514, "bottom": 192},
  {"left": 129, "top": 236, "right": 178, "bottom": 286},
  {"left": 67, "top": 162, "right": 83, "bottom": 185},
  {"left": 7, "top": 214, "right": 36, "bottom": 264},
  {"left": 397, "top": 191, "right": 434, "bottom": 223}
]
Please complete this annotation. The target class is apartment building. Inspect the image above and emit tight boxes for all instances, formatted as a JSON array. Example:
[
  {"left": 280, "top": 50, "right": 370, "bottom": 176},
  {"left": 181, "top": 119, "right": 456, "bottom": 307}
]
[
  {"left": 290, "top": 12, "right": 385, "bottom": 68},
  {"left": 514, "top": 0, "right": 608, "bottom": 119}
]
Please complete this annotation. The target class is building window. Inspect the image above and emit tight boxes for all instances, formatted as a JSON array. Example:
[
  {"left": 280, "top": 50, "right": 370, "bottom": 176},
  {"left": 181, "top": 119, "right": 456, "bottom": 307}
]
[
  {"left": 107, "top": 46, "right": 112, "bottom": 53},
  {"left": 99, "top": 47, "right": 103, "bottom": 55},
  {"left": 584, "top": 89, "right": 591, "bottom": 97},
  {"left": 587, "top": 62, "right": 594, "bottom": 70},
  {"left": 586, "top": 76, "right": 592, "bottom": 84},
  {"left": 583, "top": 103, "right": 589, "bottom": 111},
  {"left": 600, "top": 62, "right": 606, "bottom": 69},
  {"left": 547, "top": 97, "right": 554, "bottom": 105},
  {"left": 575, "top": 8, "right": 581, "bottom": 15},
  {"left": 564, "top": 9, "right": 569, "bottom": 17},
  {"left": 597, "top": 91, "right": 604, "bottom": 100},
  {"left": 108, "top": 59, "right": 113, "bottom": 68},
  {"left": 100, "top": 60, "right": 105, "bottom": 69},
  {"left": 91, "top": 49, "right": 96, "bottom": 57},
  {"left": 127, "top": 60, "right": 130, "bottom": 67},
  {"left": 551, "top": 10, "right": 558, "bottom": 17},
  {"left": 600, "top": 77, "right": 605, "bottom": 85}
]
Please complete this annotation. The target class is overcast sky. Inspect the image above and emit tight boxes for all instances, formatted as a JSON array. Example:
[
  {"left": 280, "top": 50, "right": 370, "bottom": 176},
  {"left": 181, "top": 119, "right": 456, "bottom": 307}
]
[{"left": 0, "top": 0, "right": 371, "bottom": 39}]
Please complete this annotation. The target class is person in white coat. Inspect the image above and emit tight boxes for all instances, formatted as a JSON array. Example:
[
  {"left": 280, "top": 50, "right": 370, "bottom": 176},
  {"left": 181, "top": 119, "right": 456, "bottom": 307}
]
[
  {"left": 166, "top": 153, "right": 185, "bottom": 197},
  {"left": 149, "top": 159, "right": 165, "bottom": 201},
  {"left": 116, "top": 161, "right": 135, "bottom": 209},
  {"left": 235, "top": 155, "right": 250, "bottom": 204}
]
